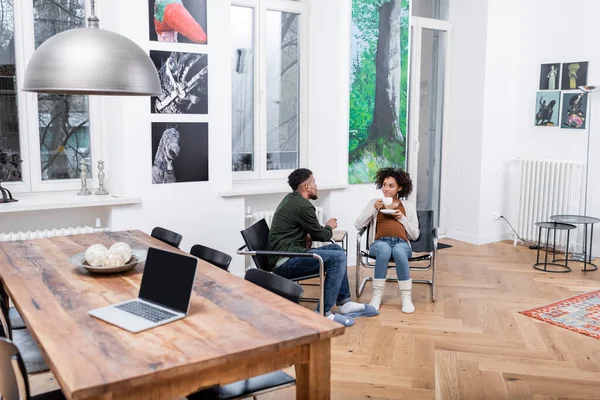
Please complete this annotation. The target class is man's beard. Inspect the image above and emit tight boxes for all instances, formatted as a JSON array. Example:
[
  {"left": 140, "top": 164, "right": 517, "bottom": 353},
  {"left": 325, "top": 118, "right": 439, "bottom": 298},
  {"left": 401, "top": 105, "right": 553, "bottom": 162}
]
[{"left": 309, "top": 193, "right": 318, "bottom": 200}]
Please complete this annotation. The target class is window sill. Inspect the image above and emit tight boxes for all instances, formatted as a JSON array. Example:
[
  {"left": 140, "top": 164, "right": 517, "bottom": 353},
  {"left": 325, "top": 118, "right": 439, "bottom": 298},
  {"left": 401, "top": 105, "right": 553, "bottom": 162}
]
[
  {"left": 220, "top": 182, "right": 348, "bottom": 198},
  {"left": 0, "top": 191, "right": 141, "bottom": 214}
]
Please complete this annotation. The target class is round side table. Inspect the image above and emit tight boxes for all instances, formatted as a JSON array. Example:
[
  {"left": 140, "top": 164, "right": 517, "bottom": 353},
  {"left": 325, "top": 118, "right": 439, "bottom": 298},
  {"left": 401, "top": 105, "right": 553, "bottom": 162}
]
[
  {"left": 549, "top": 215, "right": 600, "bottom": 272},
  {"left": 533, "top": 222, "right": 576, "bottom": 273}
]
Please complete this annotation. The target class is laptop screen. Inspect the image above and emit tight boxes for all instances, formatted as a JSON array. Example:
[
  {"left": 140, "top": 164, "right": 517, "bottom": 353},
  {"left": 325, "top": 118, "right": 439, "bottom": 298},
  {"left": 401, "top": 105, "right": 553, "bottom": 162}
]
[{"left": 139, "top": 247, "right": 198, "bottom": 314}]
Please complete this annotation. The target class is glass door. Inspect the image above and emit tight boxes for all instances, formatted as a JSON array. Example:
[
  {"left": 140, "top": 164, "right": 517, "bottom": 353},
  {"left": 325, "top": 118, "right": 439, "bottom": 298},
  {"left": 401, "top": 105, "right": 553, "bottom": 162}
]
[{"left": 407, "top": 17, "right": 450, "bottom": 231}]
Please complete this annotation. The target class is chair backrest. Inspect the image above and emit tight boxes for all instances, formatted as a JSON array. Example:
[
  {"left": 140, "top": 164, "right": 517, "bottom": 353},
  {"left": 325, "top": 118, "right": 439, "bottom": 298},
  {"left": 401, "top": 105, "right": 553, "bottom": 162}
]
[
  {"left": 244, "top": 268, "right": 303, "bottom": 303},
  {"left": 365, "top": 210, "right": 436, "bottom": 253},
  {"left": 0, "top": 337, "right": 30, "bottom": 400},
  {"left": 151, "top": 227, "right": 183, "bottom": 249},
  {"left": 240, "top": 219, "right": 270, "bottom": 271},
  {"left": 0, "top": 298, "right": 11, "bottom": 339},
  {"left": 190, "top": 244, "right": 232, "bottom": 272},
  {"left": 0, "top": 282, "right": 11, "bottom": 338},
  {"left": 411, "top": 210, "right": 435, "bottom": 253}
]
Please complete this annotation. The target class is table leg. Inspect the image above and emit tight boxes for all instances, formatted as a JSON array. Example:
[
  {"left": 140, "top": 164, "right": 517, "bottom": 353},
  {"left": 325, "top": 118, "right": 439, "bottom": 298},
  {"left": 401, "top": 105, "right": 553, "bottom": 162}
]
[
  {"left": 565, "top": 230, "right": 570, "bottom": 269},
  {"left": 584, "top": 223, "right": 588, "bottom": 271},
  {"left": 296, "top": 339, "right": 331, "bottom": 399},
  {"left": 544, "top": 229, "right": 550, "bottom": 271},
  {"left": 590, "top": 224, "right": 595, "bottom": 264},
  {"left": 536, "top": 227, "right": 542, "bottom": 264},
  {"left": 553, "top": 226, "right": 557, "bottom": 262}
]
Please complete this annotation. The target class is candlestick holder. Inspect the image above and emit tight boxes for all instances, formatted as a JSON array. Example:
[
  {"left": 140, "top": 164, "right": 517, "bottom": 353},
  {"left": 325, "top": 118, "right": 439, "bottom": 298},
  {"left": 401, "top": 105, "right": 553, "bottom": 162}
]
[
  {"left": 94, "top": 160, "right": 109, "bottom": 195},
  {"left": 77, "top": 158, "right": 92, "bottom": 196}
]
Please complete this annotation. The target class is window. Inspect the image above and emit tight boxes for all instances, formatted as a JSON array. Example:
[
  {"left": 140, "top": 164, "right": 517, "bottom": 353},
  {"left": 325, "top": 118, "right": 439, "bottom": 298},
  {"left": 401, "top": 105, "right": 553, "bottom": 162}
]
[
  {"left": 231, "top": 0, "right": 307, "bottom": 180},
  {"left": 1, "top": 0, "right": 100, "bottom": 193},
  {"left": 0, "top": 0, "right": 21, "bottom": 183},
  {"left": 34, "top": 0, "right": 91, "bottom": 181},
  {"left": 411, "top": 0, "right": 449, "bottom": 20}
]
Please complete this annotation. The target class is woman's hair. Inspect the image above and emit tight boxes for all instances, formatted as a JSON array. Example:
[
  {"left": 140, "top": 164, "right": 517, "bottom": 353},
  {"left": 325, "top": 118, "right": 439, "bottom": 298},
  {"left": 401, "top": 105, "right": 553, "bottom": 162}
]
[{"left": 374, "top": 168, "right": 413, "bottom": 198}]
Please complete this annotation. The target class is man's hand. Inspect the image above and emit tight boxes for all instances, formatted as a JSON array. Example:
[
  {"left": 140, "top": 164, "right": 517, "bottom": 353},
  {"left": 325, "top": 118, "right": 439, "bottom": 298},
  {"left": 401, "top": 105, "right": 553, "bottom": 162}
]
[
  {"left": 326, "top": 218, "right": 338, "bottom": 229},
  {"left": 374, "top": 200, "right": 384, "bottom": 210},
  {"left": 305, "top": 234, "right": 313, "bottom": 249}
]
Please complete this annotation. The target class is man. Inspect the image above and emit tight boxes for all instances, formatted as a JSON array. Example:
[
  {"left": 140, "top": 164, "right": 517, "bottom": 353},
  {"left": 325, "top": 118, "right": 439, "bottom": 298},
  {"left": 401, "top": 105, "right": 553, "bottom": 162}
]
[{"left": 268, "top": 168, "right": 378, "bottom": 326}]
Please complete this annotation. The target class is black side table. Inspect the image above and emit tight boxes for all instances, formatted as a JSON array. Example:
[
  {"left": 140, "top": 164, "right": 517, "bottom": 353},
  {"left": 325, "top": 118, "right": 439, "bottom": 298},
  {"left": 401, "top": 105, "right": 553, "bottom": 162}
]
[
  {"left": 533, "top": 222, "right": 576, "bottom": 273},
  {"left": 550, "top": 215, "right": 600, "bottom": 272}
]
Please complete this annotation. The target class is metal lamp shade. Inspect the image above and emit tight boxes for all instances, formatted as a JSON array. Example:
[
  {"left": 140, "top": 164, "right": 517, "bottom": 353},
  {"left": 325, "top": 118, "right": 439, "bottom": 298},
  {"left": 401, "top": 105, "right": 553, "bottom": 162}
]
[{"left": 23, "top": 28, "right": 161, "bottom": 96}]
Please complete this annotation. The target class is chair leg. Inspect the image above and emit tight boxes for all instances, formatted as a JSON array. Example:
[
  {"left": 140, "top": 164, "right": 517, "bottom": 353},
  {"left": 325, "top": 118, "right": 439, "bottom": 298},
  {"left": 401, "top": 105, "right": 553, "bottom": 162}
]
[
  {"left": 355, "top": 249, "right": 361, "bottom": 297},
  {"left": 358, "top": 276, "right": 372, "bottom": 297},
  {"left": 432, "top": 241, "right": 438, "bottom": 303}
]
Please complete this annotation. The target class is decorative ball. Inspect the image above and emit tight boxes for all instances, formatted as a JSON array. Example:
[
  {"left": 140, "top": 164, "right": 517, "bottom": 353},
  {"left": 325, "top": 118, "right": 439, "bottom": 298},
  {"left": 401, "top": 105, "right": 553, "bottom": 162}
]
[
  {"left": 85, "top": 244, "right": 108, "bottom": 267},
  {"left": 103, "top": 250, "right": 127, "bottom": 267},
  {"left": 109, "top": 242, "right": 132, "bottom": 263}
]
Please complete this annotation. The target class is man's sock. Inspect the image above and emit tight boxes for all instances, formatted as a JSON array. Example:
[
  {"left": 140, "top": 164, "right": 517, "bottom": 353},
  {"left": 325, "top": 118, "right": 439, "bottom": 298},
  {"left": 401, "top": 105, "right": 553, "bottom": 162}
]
[
  {"left": 326, "top": 314, "right": 336, "bottom": 321},
  {"left": 338, "top": 301, "right": 365, "bottom": 314}
]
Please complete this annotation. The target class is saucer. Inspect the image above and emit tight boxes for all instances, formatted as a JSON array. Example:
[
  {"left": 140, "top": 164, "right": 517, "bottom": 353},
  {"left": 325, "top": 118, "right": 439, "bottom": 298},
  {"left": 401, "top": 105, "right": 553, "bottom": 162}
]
[{"left": 380, "top": 209, "right": 396, "bottom": 215}]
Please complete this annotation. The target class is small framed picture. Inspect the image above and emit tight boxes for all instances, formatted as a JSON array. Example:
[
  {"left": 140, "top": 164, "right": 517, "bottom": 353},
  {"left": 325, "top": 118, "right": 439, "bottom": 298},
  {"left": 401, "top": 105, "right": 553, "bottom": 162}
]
[
  {"left": 561, "top": 92, "right": 588, "bottom": 129},
  {"left": 539, "top": 63, "right": 561, "bottom": 90},
  {"left": 535, "top": 91, "right": 560, "bottom": 126},
  {"left": 561, "top": 61, "right": 589, "bottom": 90}
]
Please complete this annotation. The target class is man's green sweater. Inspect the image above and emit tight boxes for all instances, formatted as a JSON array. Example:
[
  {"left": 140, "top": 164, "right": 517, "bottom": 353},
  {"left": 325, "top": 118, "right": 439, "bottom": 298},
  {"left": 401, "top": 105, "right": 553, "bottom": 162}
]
[{"left": 267, "top": 191, "right": 333, "bottom": 270}]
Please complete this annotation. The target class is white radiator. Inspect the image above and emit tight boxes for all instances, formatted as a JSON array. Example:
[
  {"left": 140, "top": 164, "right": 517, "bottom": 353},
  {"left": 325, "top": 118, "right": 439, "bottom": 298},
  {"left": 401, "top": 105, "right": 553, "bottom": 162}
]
[
  {"left": 251, "top": 207, "right": 324, "bottom": 227},
  {"left": 516, "top": 158, "right": 583, "bottom": 247},
  {"left": 0, "top": 226, "right": 109, "bottom": 242}
]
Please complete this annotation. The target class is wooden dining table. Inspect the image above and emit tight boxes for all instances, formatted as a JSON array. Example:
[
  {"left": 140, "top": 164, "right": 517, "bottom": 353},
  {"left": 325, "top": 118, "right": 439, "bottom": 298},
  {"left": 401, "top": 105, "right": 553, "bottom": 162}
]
[{"left": 0, "top": 230, "right": 344, "bottom": 399}]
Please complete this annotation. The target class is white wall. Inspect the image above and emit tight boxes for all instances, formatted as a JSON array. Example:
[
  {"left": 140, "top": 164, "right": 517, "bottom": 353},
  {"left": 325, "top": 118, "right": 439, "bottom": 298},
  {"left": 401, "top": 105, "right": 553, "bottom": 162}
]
[
  {"left": 92, "top": 0, "right": 380, "bottom": 274},
  {"left": 442, "top": 0, "right": 489, "bottom": 243},
  {"left": 444, "top": 0, "right": 600, "bottom": 255}
]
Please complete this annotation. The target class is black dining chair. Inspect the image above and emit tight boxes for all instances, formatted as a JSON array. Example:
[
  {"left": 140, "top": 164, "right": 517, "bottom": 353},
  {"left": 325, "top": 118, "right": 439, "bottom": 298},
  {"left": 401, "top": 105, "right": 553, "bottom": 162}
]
[
  {"left": 238, "top": 219, "right": 325, "bottom": 315},
  {"left": 356, "top": 210, "right": 438, "bottom": 301},
  {"left": 190, "top": 244, "right": 232, "bottom": 272},
  {"left": 0, "top": 281, "right": 25, "bottom": 330},
  {"left": 0, "top": 298, "right": 49, "bottom": 374},
  {"left": 0, "top": 337, "right": 65, "bottom": 400},
  {"left": 151, "top": 227, "right": 183, "bottom": 248},
  {"left": 187, "top": 268, "right": 300, "bottom": 400}
]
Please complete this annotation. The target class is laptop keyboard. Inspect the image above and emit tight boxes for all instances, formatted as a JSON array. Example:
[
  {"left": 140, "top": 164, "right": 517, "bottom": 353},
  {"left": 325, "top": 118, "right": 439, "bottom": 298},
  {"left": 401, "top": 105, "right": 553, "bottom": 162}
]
[{"left": 116, "top": 301, "right": 177, "bottom": 323}]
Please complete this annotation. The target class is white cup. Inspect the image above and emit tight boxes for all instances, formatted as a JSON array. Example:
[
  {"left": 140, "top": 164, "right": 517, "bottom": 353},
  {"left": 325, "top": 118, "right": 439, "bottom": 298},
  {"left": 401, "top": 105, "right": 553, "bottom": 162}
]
[{"left": 382, "top": 197, "right": 393, "bottom": 206}]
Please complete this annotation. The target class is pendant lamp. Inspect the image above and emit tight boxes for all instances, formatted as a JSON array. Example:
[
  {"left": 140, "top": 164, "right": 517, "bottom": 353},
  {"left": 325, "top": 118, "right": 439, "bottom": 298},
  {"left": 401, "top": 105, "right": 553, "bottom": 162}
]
[{"left": 22, "top": 0, "right": 161, "bottom": 96}]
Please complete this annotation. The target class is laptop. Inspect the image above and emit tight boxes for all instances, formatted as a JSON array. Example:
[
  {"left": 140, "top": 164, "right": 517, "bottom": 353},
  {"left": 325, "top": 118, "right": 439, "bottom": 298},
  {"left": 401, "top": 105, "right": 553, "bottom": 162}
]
[{"left": 88, "top": 247, "right": 198, "bottom": 333}]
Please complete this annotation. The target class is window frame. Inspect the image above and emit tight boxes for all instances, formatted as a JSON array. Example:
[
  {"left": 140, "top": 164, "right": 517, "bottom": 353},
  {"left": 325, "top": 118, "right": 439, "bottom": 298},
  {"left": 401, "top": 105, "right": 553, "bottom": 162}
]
[
  {"left": 5, "top": 0, "right": 102, "bottom": 194},
  {"left": 231, "top": 0, "right": 309, "bottom": 182}
]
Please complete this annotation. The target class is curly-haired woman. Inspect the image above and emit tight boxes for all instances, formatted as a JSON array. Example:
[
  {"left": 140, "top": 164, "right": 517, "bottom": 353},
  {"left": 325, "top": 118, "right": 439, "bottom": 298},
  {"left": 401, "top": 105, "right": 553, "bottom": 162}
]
[{"left": 354, "top": 168, "right": 420, "bottom": 313}]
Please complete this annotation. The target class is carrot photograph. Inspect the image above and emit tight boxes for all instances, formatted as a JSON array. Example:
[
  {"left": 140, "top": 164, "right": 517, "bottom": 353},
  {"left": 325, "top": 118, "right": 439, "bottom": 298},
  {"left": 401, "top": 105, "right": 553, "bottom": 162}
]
[{"left": 149, "top": 0, "right": 208, "bottom": 44}]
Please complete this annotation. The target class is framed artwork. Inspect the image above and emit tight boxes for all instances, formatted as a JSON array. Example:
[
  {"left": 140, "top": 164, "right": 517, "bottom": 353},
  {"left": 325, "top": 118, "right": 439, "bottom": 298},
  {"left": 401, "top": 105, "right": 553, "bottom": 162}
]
[
  {"left": 150, "top": 50, "right": 208, "bottom": 114},
  {"left": 151, "top": 122, "right": 209, "bottom": 184},
  {"left": 561, "top": 61, "right": 589, "bottom": 90},
  {"left": 149, "top": 0, "right": 207, "bottom": 44},
  {"left": 539, "top": 63, "right": 561, "bottom": 90},
  {"left": 561, "top": 92, "right": 588, "bottom": 129},
  {"left": 535, "top": 91, "right": 560, "bottom": 126},
  {"left": 348, "top": 0, "right": 411, "bottom": 184}
]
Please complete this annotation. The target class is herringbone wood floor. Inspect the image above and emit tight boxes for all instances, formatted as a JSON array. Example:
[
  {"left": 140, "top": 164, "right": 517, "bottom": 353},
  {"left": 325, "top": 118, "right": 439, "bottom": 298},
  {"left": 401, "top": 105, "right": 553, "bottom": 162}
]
[{"left": 30, "top": 240, "right": 600, "bottom": 399}]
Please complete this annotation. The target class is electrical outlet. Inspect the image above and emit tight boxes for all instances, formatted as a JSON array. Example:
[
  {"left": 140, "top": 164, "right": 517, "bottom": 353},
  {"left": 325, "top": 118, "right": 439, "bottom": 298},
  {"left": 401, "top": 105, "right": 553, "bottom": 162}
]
[{"left": 492, "top": 213, "right": 501, "bottom": 220}]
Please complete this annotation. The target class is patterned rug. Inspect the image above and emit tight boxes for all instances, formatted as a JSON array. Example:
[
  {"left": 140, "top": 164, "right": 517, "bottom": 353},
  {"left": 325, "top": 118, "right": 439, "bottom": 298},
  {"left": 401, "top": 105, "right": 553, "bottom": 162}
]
[{"left": 520, "top": 290, "right": 600, "bottom": 340}]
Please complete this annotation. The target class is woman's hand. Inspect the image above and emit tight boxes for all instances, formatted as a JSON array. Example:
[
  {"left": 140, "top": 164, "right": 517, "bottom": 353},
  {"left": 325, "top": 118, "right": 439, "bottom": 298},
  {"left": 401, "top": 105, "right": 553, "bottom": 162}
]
[
  {"left": 393, "top": 209, "right": 405, "bottom": 219},
  {"left": 374, "top": 200, "right": 384, "bottom": 210}
]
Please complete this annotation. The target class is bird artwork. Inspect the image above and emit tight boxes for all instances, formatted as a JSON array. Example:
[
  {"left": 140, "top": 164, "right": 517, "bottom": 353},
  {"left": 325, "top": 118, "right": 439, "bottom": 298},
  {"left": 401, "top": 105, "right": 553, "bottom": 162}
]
[
  {"left": 153, "top": 0, "right": 207, "bottom": 44},
  {"left": 152, "top": 127, "right": 180, "bottom": 184}
]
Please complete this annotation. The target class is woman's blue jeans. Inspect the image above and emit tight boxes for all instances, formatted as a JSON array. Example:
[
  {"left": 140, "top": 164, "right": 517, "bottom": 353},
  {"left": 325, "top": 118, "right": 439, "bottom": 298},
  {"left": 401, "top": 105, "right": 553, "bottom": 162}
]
[{"left": 369, "top": 237, "right": 412, "bottom": 281}]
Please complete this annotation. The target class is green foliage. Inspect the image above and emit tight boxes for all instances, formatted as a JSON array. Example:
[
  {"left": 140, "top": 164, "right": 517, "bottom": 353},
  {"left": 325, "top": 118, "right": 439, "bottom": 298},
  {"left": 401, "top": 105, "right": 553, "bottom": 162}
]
[{"left": 349, "top": 0, "right": 410, "bottom": 183}]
